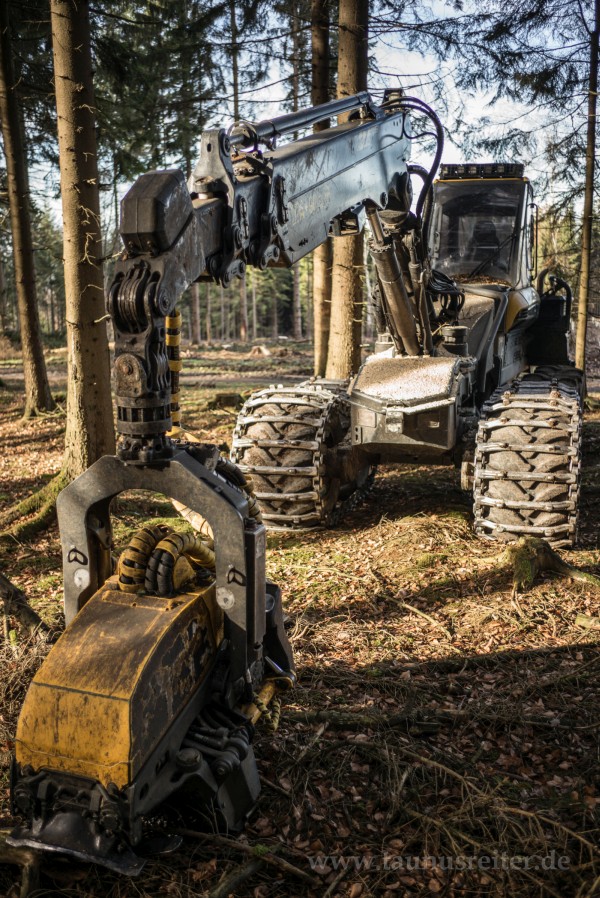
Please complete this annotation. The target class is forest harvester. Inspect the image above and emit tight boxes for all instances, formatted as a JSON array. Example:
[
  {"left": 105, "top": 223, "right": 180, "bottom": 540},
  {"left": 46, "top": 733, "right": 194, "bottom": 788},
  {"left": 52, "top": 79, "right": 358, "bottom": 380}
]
[
  {"left": 232, "top": 170, "right": 582, "bottom": 546},
  {"left": 3, "top": 91, "right": 492, "bottom": 874}
]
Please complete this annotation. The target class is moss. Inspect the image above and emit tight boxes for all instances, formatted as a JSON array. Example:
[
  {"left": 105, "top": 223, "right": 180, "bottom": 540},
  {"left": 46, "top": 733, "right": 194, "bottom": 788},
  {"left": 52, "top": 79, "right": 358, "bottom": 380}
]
[{"left": 414, "top": 551, "right": 449, "bottom": 570}]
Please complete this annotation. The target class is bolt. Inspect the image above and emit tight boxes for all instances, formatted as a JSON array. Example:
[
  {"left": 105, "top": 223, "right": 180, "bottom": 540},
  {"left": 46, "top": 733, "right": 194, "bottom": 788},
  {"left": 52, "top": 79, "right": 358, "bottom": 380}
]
[{"left": 176, "top": 748, "right": 201, "bottom": 771}]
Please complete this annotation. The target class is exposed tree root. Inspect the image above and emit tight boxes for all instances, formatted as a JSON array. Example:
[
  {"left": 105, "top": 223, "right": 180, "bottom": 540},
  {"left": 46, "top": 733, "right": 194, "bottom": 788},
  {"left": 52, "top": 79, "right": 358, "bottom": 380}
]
[
  {"left": 0, "top": 571, "right": 51, "bottom": 638},
  {"left": 0, "top": 472, "right": 68, "bottom": 544},
  {"left": 503, "top": 536, "right": 600, "bottom": 597}
]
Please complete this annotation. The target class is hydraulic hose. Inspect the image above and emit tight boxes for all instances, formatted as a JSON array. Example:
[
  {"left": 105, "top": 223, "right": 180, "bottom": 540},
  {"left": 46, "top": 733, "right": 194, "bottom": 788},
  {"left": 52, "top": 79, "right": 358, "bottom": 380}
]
[{"left": 396, "top": 96, "right": 444, "bottom": 223}]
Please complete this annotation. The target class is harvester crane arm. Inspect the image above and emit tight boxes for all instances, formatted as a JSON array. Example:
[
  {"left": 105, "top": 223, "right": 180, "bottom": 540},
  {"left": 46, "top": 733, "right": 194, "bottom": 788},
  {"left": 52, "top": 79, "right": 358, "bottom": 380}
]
[{"left": 107, "top": 90, "right": 442, "bottom": 464}]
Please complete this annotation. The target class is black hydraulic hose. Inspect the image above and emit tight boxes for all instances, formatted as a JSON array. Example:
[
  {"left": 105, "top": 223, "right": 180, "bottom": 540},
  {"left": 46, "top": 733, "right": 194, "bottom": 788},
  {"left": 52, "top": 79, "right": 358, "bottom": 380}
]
[
  {"left": 537, "top": 268, "right": 572, "bottom": 314},
  {"left": 408, "top": 163, "right": 429, "bottom": 190},
  {"left": 408, "top": 163, "right": 434, "bottom": 254},
  {"left": 397, "top": 96, "right": 444, "bottom": 223},
  {"left": 536, "top": 267, "right": 551, "bottom": 296},
  {"left": 421, "top": 183, "right": 434, "bottom": 254}
]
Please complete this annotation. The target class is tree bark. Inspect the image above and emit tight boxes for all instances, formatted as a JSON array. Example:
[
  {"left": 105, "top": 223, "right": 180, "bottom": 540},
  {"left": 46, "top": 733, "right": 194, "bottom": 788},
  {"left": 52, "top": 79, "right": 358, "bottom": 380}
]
[
  {"left": 51, "top": 0, "right": 115, "bottom": 476},
  {"left": 304, "top": 255, "right": 313, "bottom": 341},
  {"left": 227, "top": 0, "right": 249, "bottom": 342},
  {"left": 292, "top": 263, "right": 303, "bottom": 339},
  {"left": 575, "top": 0, "right": 599, "bottom": 371},
  {"left": 229, "top": 0, "right": 240, "bottom": 121},
  {"left": 325, "top": 0, "right": 368, "bottom": 379},
  {"left": 311, "top": 0, "right": 332, "bottom": 375},
  {"left": 220, "top": 283, "right": 226, "bottom": 340},
  {"left": 239, "top": 276, "right": 248, "bottom": 342},
  {"left": 251, "top": 269, "right": 258, "bottom": 340},
  {"left": 313, "top": 240, "right": 331, "bottom": 374},
  {"left": 271, "top": 291, "right": 278, "bottom": 340},
  {"left": 0, "top": 2, "right": 54, "bottom": 417},
  {"left": 205, "top": 282, "right": 212, "bottom": 343},
  {"left": 190, "top": 282, "right": 201, "bottom": 343},
  {"left": 290, "top": 5, "right": 303, "bottom": 342},
  {"left": 0, "top": 250, "right": 8, "bottom": 332}
]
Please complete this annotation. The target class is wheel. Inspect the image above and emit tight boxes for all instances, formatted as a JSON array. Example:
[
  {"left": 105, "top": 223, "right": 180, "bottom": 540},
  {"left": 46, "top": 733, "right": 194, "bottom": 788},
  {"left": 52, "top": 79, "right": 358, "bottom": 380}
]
[
  {"left": 473, "top": 367, "right": 583, "bottom": 546},
  {"left": 231, "top": 383, "right": 375, "bottom": 529}
]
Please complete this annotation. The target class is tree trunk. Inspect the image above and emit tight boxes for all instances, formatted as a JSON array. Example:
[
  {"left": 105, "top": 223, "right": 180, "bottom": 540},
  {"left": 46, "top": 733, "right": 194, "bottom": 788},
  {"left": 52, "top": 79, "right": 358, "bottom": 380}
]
[
  {"left": 575, "top": 0, "right": 599, "bottom": 372},
  {"left": 220, "top": 283, "right": 226, "bottom": 340},
  {"left": 239, "top": 277, "right": 248, "bottom": 342},
  {"left": 229, "top": 0, "right": 240, "bottom": 121},
  {"left": 292, "top": 264, "right": 303, "bottom": 340},
  {"left": 313, "top": 240, "right": 331, "bottom": 374},
  {"left": 325, "top": 0, "right": 368, "bottom": 379},
  {"left": 0, "top": 3, "right": 54, "bottom": 417},
  {"left": 190, "top": 282, "right": 201, "bottom": 343},
  {"left": 51, "top": 0, "right": 115, "bottom": 476},
  {"left": 311, "top": 0, "right": 332, "bottom": 375},
  {"left": 251, "top": 270, "right": 258, "bottom": 340},
  {"left": 304, "top": 256, "right": 313, "bottom": 342},
  {"left": 272, "top": 292, "right": 278, "bottom": 340},
  {"left": 205, "top": 282, "right": 212, "bottom": 344},
  {"left": 290, "top": 6, "right": 303, "bottom": 343},
  {"left": 0, "top": 250, "right": 8, "bottom": 333}
]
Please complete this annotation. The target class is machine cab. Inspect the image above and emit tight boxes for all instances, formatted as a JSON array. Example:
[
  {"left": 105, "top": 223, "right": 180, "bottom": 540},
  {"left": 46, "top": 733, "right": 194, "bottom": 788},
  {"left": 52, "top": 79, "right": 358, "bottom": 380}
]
[{"left": 429, "top": 163, "right": 534, "bottom": 291}]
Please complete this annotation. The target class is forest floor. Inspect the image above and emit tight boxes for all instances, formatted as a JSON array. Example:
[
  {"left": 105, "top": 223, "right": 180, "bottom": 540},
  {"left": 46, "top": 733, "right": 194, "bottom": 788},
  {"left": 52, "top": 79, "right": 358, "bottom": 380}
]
[{"left": 1, "top": 337, "right": 600, "bottom": 898}]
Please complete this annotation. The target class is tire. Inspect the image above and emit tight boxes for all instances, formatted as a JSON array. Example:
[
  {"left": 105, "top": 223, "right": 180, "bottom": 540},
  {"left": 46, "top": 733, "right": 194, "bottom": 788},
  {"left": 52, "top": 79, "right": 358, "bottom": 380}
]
[
  {"left": 473, "top": 367, "right": 583, "bottom": 546},
  {"left": 231, "top": 384, "right": 374, "bottom": 529}
]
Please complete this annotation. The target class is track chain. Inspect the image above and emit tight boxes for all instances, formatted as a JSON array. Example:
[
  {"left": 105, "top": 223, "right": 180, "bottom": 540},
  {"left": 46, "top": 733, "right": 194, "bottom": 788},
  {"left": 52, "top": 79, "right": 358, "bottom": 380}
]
[
  {"left": 231, "top": 381, "right": 374, "bottom": 530},
  {"left": 473, "top": 365, "right": 583, "bottom": 547}
]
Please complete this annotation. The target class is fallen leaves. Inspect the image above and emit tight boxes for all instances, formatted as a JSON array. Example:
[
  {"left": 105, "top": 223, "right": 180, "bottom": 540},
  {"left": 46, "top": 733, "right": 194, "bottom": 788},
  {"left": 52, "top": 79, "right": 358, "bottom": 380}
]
[{"left": 2, "top": 372, "right": 600, "bottom": 898}]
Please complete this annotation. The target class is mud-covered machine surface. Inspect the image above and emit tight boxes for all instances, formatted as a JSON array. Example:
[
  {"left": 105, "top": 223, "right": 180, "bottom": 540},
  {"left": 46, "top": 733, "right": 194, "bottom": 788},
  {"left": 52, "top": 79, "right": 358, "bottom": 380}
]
[{"left": 8, "top": 450, "right": 295, "bottom": 875}]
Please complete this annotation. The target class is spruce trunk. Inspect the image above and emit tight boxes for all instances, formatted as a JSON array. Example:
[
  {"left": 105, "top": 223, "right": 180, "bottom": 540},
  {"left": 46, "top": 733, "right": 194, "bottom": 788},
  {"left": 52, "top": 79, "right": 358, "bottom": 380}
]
[
  {"left": 0, "top": 2, "right": 54, "bottom": 417},
  {"left": 325, "top": 0, "right": 368, "bottom": 379},
  {"left": 313, "top": 242, "right": 332, "bottom": 374},
  {"left": 311, "top": 0, "right": 332, "bottom": 375},
  {"left": 51, "top": 0, "right": 115, "bottom": 476},
  {"left": 251, "top": 271, "right": 258, "bottom": 341},
  {"left": 239, "top": 278, "right": 248, "bottom": 342},
  {"left": 190, "top": 282, "right": 201, "bottom": 343},
  {"left": 575, "top": 0, "right": 599, "bottom": 372},
  {"left": 292, "top": 264, "right": 303, "bottom": 340},
  {"left": 206, "top": 283, "right": 212, "bottom": 344}
]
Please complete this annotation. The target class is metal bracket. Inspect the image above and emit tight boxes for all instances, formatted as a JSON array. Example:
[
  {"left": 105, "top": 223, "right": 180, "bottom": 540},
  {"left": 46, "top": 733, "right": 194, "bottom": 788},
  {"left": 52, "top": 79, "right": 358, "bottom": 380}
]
[{"left": 57, "top": 450, "right": 264, "bottom": 685}]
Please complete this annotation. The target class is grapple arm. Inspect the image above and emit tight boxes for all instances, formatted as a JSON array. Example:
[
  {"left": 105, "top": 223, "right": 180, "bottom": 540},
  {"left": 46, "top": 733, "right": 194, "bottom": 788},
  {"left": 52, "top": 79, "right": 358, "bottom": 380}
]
[{"left": 108, "top": 91, "right": 419, "bottom": 462}]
